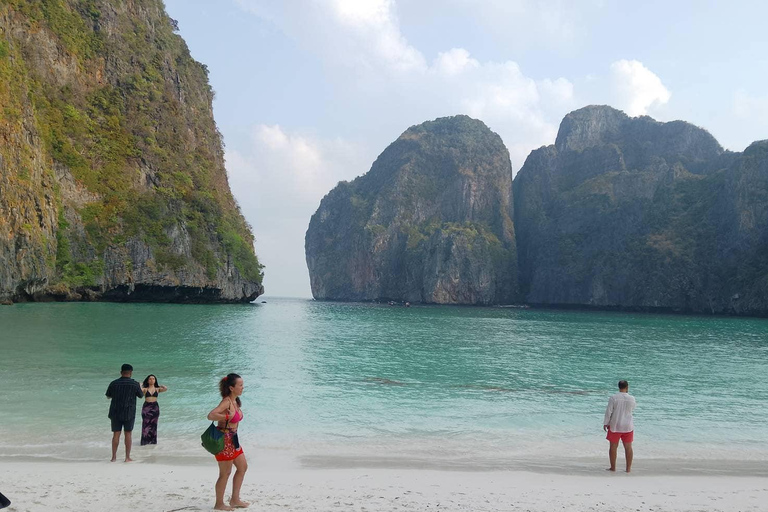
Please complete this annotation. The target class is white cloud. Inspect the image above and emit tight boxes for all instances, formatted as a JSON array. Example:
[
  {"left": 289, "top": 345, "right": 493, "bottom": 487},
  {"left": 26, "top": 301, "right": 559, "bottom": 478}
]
[
  {"left": 332, "top": 0, "right": 425, "bottom": 71},
  {"left": 235, "top": 0, "right": 579, "bottom": 170},
  {"left": 433, "top": 48, "right": 480, "bottom": 76},
  {"left": 229, "top": 125, "right": 369, "bottom": 207},
  {"left": 332, "top": 0, "right": 390, "bottom": 23},
  {"left": 237, "top": 0, "right": 425, "bottom": 74},
  {"left": 227, "top": 0, "right": 600, "bottom": 296},
  {"left": 226, "top": 127, "right": 370, "bottom": 296},
  {"left": 609, "top": 59, "right": 671, "bottom": 116},
  {"left": 539, "top": 78, "right": 575, "bottom": 105}
]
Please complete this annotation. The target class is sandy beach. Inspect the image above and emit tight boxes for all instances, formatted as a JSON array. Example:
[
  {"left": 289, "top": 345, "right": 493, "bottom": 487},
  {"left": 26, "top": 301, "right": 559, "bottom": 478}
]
[{"left": 2, "top": 458, "right": 767, "bottom": 512}]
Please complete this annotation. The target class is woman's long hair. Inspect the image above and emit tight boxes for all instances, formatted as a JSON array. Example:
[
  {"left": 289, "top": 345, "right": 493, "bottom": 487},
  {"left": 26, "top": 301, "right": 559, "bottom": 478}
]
[
  {"left": 143, "top": 374, "right": 159, "bottom": 388},
  {"left": 220, "top": 373, "right": 242, "bottom": 407}
]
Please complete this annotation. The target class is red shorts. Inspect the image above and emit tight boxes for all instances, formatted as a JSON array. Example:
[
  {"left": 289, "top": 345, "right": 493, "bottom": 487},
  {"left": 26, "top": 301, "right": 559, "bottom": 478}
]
[{"left": 606, "top": 429, "right": 634, "bottom": 443}]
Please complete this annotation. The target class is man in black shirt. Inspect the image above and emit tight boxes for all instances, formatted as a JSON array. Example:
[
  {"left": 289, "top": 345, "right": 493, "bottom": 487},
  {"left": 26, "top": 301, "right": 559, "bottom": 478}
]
[{"left": 106, "top": 363, "right": 144, "bottom": 462}]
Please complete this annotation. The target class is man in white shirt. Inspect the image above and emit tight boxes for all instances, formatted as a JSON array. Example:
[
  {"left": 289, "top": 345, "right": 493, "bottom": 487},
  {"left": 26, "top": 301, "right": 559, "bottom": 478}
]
[{"left": 603, "top": 380, "right": 636, "bottom": 472}]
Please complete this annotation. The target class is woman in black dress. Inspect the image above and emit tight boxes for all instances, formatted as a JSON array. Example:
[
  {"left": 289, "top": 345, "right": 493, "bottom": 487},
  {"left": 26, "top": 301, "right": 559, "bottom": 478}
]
[{"left": 140, "top": 374, "right": 168, "bottom": 445}]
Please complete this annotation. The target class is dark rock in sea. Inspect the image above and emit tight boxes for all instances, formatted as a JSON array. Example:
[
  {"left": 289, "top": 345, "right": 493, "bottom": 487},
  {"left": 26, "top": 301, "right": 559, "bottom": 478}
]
[
  {"left": 305, "top": 115, "right": 518, "bottom": 305},
  {"left": 514, "top": 105, "right": 768, "bottom": 315},
  {"left": 0, "top": 0, "right": 263, "bottom": 304}
]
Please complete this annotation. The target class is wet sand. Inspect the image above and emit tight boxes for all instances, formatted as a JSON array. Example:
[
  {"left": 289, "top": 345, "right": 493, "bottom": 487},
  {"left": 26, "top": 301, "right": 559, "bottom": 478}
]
[{"left": 2, "top": 458, "right": 766, "bottom": 512}]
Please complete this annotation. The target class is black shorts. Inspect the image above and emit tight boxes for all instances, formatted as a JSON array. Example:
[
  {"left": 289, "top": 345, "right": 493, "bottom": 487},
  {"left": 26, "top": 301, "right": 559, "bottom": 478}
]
[{"left": 111, "top": 416, "right": 136, "bottom": 432}]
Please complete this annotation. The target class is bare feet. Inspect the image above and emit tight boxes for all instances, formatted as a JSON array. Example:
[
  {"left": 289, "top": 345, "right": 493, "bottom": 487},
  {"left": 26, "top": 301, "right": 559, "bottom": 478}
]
[
  {"left": 230, "top": 500, "right": 250, "bottom": 508},
  {"left": 606, "top": 467, "right": 616, "bottom": 471},
  {"left": 214, "top": 504, "right": 234, "bottom": 511},
  {"left": 124, "top": 457, "right": 134, "bottom": 462},
  {"left": 110, "top": 457, "right": 117, "bottom": 462}
]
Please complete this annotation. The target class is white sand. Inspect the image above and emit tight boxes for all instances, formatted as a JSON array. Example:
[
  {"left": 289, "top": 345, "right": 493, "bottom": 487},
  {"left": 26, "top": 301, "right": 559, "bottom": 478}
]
[{"left": 1, "top": 458, "right": 767, "bottom": 512}]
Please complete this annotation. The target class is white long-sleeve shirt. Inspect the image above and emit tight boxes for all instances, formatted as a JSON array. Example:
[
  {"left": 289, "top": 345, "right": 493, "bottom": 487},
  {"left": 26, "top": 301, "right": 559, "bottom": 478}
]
[{"left": 603, "top": 392, "right": 636, "bottom": 433}]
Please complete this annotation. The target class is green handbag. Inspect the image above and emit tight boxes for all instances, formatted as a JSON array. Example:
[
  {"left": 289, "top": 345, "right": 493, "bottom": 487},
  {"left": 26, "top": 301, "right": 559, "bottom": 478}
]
[{"left": 201, "top": 419, "right": 227, "bottom": 455}]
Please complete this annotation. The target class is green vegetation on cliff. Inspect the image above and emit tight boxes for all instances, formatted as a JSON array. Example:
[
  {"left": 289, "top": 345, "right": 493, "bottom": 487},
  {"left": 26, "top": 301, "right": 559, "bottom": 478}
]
[{"left": 0, "top": 0, "right": 262, "bottom": 301}]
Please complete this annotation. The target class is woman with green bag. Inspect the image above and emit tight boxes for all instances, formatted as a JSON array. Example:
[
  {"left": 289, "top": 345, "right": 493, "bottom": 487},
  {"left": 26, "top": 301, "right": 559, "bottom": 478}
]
[{"left": 207, "top": 373, "right": 249, "bottom": 510}]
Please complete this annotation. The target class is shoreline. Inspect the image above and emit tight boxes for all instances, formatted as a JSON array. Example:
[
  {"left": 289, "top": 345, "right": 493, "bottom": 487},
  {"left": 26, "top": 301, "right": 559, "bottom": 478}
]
[
  {"left": 4, "top": 450, "right": 768, "bottom": 477},
  {"left": 4, "top": 446, "right": 768, "bottom": 476},
  {"left": 309, "top": 297, "right": 768, "bottom": 319},
  {"left": 8, "top": 297, "right": 768, "bottom": 320},
  {"left": 299, "top": 454, "right": 768, "bottom": 477},
  {"left": 2, "top": 459, "right": 767, "bottom": 512}
]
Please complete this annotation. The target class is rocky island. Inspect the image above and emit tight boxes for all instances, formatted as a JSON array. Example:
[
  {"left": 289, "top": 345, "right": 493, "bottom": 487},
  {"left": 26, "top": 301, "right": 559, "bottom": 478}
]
[
  {"left": 0, "top": 0, "right": 263, "bottom": 303},
  {"left": 514, "top": 105, "right": 768, "bottom": 315},
  {"left": 306, "top": 115, "right": 518, "bottom": 305},
  {"left": 307, "top": 106, "right": 768, "bottom": 315}
]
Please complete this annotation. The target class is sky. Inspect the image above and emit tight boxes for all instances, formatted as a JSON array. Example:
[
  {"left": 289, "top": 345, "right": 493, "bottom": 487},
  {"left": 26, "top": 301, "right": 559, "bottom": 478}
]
[{"left": 163, "top": 0, "right": 768, "bottom": 298}]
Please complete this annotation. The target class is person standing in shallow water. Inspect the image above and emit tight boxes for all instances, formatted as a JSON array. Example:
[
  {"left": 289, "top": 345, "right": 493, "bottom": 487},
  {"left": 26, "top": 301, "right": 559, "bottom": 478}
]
[
  {"left": 207, "top": 373, "right": 250, "bottom": 510},
  {"left": 603, "top": 380, "right": 636, "bottom": 473},
  {"left": 106, "top": 363, "right": 144, "bottom": 462},
  {"left": 140, "top": 374, "right": 168, "bottom": 445}
]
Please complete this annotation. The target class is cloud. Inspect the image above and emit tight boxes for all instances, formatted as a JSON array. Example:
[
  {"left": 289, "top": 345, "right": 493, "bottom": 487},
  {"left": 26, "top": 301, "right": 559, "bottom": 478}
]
[
  {"left": 609, "top": 59, "right": 671, "bottom": 116},
  {"left": 237, "top": 0, "right": 425, "bottom": 74},
  {"left": 251, "top": 125, "right": 323, "bottom": 198},
  {"left": 237, "top": 0, "right": 577, "bottom": 168},
  {"left": 433, "top": 48, "right": 480, "bottom": 76},
  {"left": 230, "top": 0, "right": 655, "bottom": 296},
  {"left": 229, "top": 124, "right": 369, "bottom": 210},
  {"left": 539, "top": 78, "right": 575, "bottom": 105},
  {"left": 330, "top": 0, "right": 425, "bottom": 72},
  {"left": 226, "top": 126, "right": 369, "bottom": 296}
]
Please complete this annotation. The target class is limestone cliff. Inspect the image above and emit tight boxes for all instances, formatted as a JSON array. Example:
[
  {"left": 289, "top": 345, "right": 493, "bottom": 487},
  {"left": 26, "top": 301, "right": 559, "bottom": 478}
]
[
  {"left": 307, "top": 116, "right": 518, "bottom": 304},
  {"left": 0, "top": 0, "right": 263, "bottom": 303},
  {"left": 514, "top": 105, "right": 768, "bottom": 315},
  {"left": 306, "top": 116, "right": 517, "bottom": 304}
]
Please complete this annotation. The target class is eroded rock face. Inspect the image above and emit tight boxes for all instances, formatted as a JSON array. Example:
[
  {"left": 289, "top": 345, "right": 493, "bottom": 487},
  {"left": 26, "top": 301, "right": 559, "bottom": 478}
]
[
  {"left": 514, "top": 105, "right": 768, "bottom": 315},
  {"left": 0, "top": 1, "right": 263, "bottom": 303},
  {"left": 306, "top": 115, "right": 517, "bottom": 304},
  {"left": 306, "top": 106, "right": 768, "bottom": 315}
]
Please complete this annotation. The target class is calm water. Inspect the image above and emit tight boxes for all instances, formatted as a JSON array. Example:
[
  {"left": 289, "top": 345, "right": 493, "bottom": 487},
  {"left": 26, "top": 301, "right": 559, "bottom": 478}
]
[{"left": 1, "top": 298, "right": 767, "bottom": 472}]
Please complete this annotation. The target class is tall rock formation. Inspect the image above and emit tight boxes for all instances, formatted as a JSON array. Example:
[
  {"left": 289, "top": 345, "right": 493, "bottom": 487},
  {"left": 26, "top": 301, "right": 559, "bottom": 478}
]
[
  {"left": 306, "top": 115, "right": 518, "bottom": 304},
  {"left": 0, "top": 0, "right": 263, "bottom": 303},
  {"left": 514, "top": 105, "right": 768, "bottom": 315}
]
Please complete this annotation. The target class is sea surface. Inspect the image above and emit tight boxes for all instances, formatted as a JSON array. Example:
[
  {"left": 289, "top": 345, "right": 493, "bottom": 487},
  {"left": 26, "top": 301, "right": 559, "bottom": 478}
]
[{"left": 1, "top": 298, "right": 767, "bottom": 474}]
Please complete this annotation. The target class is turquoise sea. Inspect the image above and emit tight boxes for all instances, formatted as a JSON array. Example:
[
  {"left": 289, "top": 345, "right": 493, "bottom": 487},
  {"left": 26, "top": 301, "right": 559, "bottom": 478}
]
[{"left": 1, "top": 298, "right": 767, "bottom": 474}]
